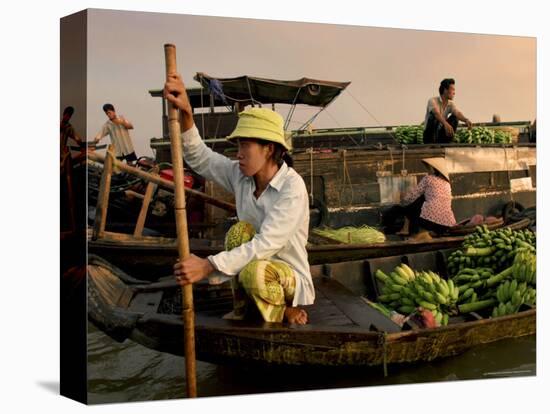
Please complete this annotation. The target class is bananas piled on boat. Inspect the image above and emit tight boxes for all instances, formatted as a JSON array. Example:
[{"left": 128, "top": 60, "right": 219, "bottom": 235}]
[
  {"left": 446, "top": 225, "right": 536, "bottom": 277},
  {"left": 454, "top": 126, "right": 511, "bottom": 144},
  {"left": 394, "top": 125, "right": 424, "bottom": 144},
  {"left": 449, "top": 243, "right": 536, "bottom": 317},
  {"left": 491, "top": 280, "right": 536, "bottom": 318},
  {"left": 494, "top": 129, "right": 513, "bottom": 144},
  {"left": 375, "top": 264, "right": 459, "bottom": 326},
  {"left": 451, "top": 267, "right": 495, "bottom": 305},
  {"left": 511, "top": 248, "right": 537, "bottom": 285}
]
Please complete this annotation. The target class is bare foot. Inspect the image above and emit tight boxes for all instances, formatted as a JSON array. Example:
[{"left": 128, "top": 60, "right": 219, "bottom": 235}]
[
  {"left": 222, "top": 310, "right": 245, "bottom": 321},
  {"left": 284, "top": 307, "right": 308, "bottom": 325},
  {"left": 396, "top": 218, "right": 410, "bottom": 236}
]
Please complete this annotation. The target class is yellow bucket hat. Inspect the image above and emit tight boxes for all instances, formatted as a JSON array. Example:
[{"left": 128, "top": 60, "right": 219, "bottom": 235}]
[{"left": 227, "top": 107, "right": 291, "bottom": 151}]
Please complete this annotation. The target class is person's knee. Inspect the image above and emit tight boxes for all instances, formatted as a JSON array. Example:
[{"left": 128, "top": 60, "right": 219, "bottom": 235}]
[{"left": 238, "top": 260, "right": 268, "bottom": 287}]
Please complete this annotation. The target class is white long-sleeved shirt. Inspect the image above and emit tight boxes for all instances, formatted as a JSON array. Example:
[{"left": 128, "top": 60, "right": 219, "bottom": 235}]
[{"left": 181, "top": 125, "right": 315, "bottom": 306}]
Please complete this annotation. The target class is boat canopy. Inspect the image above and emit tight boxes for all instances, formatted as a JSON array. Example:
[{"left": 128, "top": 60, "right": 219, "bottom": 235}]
[{"left": 191, "top": 72, "right": 351, "bottom": 108}]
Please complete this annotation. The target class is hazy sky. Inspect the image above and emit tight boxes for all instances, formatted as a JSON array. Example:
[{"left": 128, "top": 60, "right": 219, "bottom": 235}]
[{"left": 73, "top": 9, "right": 536, "bottom": 157}]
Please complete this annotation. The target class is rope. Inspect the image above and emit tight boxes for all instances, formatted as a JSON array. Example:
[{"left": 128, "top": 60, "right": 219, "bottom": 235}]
[
  {"left": 324, "top": 109, "right": 359, "bottom": 146},
  {"left": 389, "top": 146, "right": 395, "bottom": 175},
  {"left": 344, "top": 89, "right": 401, "bottom": 143},
  {"left": 308, "top": 147, "right": 314, "bottom": 204},
  {"left": 339, "top": 149, "right": 354, "bottom": 207},
  {"left": 299, "top": 107, "right": 325, "bottom": 131},
  {"left": 503, "top": 145, "right": 515, "bottom": 203},
  {"left": 401, "top": 145, "right": 408, "bottom": 175},
  {"left": 378, "top": 332, "right": 389, "bottom": 377},
  {"left": 245, "top": 77, "right": 256, "bottom": 108},
  {"left": 284, "top": 87, "right": 303, "bottom": 131}
]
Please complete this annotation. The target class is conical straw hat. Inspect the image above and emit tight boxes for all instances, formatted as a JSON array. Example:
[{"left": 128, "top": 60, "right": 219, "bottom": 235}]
[{"left": 422, "top": 157, "right": 450, "bottom": 181}]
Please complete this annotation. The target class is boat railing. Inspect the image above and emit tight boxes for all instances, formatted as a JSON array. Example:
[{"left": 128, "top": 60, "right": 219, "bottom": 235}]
[{"left": 88, "top": 146, "right": 236, "bottom": 243}]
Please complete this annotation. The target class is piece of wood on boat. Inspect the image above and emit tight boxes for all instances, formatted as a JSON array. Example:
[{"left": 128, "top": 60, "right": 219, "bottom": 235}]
[
  {"left": 128, "top": 291, "right": 164, "bottom": 313},
  {"left": 403, "top": 251, "right": 439, "bottom": 275},
  {"left": 87, "top": 263, "right": 134, "bottom": 308},
  {"left": 447, "top": 217, "right": 504, "bottom": 236},
  {"left": 92, "top": 145, "right": 115, "bottom": 240},
  {"left": 134, "top": 181, "right": 158, "bottom": 238},
  {"left": 314, "top": 277, "right": 401, "bottom": 333},
  {"left": 363, "top": 255, "right": 406, "bottom": 300}
]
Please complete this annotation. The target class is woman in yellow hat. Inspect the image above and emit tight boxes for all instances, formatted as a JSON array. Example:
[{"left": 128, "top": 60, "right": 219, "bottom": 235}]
[
  {"left": 397, "top": 157, "right": 457, "bottom": 240},
  {"left": 164, "top": 73, "right": 312, "bottom": 325}
]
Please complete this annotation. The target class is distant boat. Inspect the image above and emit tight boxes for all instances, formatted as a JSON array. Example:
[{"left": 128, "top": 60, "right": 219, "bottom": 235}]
[{"left": 87, "top": 218, "right": 531, "bottom": 279}]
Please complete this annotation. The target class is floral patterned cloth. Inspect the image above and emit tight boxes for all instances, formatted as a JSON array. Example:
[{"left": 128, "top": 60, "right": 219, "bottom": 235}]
[{"left": 402, "top": 175, "right": 456, "bottom": 227}]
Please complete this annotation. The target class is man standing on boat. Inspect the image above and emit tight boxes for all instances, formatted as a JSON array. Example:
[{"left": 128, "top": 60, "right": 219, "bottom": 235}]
[
  {"left": 165, "top": 73, "right": 313, "bottom": 325},
  {"left": 93, "top": 103, "right": 138, "bottom": 163},
  {"left": 60, "top": 106, "right": 83, "bottom": 156},
  {"left": 423, "top": 78, "right": 472, "bottom": 144}
]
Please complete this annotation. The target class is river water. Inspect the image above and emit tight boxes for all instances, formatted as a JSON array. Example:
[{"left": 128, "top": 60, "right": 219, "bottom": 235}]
[{"left": 87, "top": 323, "right": 535, "bottom": 404}]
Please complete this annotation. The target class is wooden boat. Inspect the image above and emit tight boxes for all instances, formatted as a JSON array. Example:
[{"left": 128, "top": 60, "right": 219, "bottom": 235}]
[
  {"left": 149, "top": 74, "right": 536, "bottom": 232},
  {"left": 88, "top": 218, "right": 531, "bottom": 278},
  {"left": 88, "top": 252, "right": 535, "bottom": 368}
]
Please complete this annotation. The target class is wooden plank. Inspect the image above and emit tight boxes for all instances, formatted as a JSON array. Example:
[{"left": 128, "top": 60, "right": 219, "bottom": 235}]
[
  {"left": 308, "top": 284, "right": 355, "bottom": 327},
  {"left": 92, "top": 145, "right": 115, "bottom": 240},
  {"left": 128, "top": 291, "right": 163, "bottom": 313},
  {"left": 315, "top": 277, "right": 401, "bottom": 333},
  {"left": 88, "top": 151, "right": 236, "bottom": 213},
  {"left": 134, "top": 181, "right": 158, "bottom": 238}
]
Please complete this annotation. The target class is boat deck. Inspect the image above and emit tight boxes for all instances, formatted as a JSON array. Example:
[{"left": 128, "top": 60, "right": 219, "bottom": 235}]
[{"left": 154, "top": 275, "right": 401, "bottom": 333}]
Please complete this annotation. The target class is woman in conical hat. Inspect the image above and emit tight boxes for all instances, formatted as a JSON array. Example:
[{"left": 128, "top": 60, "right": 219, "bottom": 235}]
[
  {"left": 397, "top": 157, "right": 456, "bottom": 240},
  {"left": 165, "top": 73, "right": 312, "bottom": 325}
]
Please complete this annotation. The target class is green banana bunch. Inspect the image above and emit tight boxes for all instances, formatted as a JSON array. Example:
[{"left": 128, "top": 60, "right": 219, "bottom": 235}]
[
  {"left": 374, "top": 264, "right": 455, "bottom": 326},
  {"left": 451, "top": 266, "right": 495, "bottom": 305},
  {"left": 512, "top": 249, "right": 536, "bottom": 285},
  {"left": 494, "top": 129, "right": 513, "bottom": 144},
  {"left": 455, "top": 127, "right": 498, "bottom": 144},
  {"left": 447, "top": 227, "right": 536, "bottom": 278},
  {"left": 395, "top": 125, "right": 424, "bottom": 145},
  {"left": 375, "top": 264, "right": 459, "bottom": 325},
  {"left": 491, "top": 279, "right": 536, "bottom": 318},
  {"left": 491, "top": 300, "right": 520, "bottom": 318}
]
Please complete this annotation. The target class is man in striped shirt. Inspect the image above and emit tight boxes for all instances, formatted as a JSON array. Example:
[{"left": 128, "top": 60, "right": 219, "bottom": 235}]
[{"left": 93, "top": 103, "right": 138, "bottom": 163}]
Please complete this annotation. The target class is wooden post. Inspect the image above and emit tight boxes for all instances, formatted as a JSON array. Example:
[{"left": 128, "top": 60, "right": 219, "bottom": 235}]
[
  {"left": 133, "top": 181, "right": 158, "bottom": 238},
  {"left": 88, "top": 151, "right": 237, "bottom": 213},
  {"left": 92, "top": 145, "right": 115, "bottom": 240},
  {"left": 164, "top": 43, "right": 197, "bottom": 398}
]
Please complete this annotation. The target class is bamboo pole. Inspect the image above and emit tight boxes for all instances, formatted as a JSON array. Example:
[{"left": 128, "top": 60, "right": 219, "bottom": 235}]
[
  {"left": 164, "top": 43, "right": 197, "bottom": 398},
  {"left": 88, "top": 151, "right": 236, "bottom": 213},
  {"left": 92, "top": 145, "right": 115, "bottom": 240}
]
